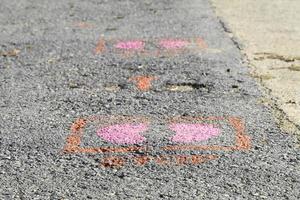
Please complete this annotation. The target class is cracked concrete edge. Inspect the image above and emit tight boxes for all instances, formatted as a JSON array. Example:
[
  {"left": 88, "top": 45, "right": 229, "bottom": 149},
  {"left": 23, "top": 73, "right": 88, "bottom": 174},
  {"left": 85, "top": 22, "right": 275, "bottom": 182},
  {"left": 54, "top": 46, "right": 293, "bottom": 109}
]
[
  {"left": 243, "top": 40, "right": 300, "bottom": 145},
  {"left": 253, "top": 52, "right": 300, "bottom": 63},
  {"left": 209, "top": 1, "right": 300, "bottom": 144},
  {"left": 249, "top": 61, "right": 300, "bottom": 146}
]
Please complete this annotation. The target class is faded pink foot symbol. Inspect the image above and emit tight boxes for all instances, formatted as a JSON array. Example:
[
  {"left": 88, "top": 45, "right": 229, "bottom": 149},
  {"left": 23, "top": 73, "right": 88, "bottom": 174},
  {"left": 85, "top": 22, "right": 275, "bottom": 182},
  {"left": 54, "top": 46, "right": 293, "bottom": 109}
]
[
  {"left": 114, "top": 40, "right": 145, "bottom": 50},
  {"left": 159, "top": 39, "right": 188, "bottom": 49},
  {"left": 97, "top": 123, "right": 147, "bottom": 144},
  {"left": 169, "top": 123, "right": 221, "bottom": 143}
]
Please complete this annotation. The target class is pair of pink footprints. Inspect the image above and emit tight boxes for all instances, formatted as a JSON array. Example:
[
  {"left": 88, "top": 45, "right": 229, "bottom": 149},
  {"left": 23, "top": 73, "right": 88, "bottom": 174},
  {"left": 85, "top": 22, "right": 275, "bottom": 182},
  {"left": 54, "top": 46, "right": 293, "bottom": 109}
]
[
  {"left": 114, "top": 39, "right": 189, "bottom": 50},
  {"left": 97, "top": 123, "right": 221, "bottom": 145}
]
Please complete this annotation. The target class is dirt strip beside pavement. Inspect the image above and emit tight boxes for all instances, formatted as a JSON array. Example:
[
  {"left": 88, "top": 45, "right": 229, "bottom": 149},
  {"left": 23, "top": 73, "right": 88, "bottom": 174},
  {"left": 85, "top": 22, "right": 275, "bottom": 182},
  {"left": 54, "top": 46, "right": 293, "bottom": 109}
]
[{"left": 211, "top": 0, "right": 300, "bottom": 139}]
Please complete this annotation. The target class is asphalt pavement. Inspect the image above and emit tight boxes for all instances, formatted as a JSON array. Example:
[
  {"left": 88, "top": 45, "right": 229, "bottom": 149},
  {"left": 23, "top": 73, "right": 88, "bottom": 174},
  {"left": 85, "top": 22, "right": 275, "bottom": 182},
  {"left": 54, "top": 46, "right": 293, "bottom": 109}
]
[{"left": 0, "top": 0, "right": 299, "bottom": 199}]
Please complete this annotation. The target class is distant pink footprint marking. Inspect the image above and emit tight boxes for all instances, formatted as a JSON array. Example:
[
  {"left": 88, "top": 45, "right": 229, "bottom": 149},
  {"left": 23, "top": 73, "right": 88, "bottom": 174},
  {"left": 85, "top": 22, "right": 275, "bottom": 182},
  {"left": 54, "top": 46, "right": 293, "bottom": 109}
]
[
  {"left": 97, "top": 123, "right": 147, "bottom": 144},
  {"left": 169, "top": 123, "right": 221, "bottom": 143},
  {"left": 159, "top": 39, "right": 188, "bottom": 49},
  {"left": 114, "top": 40, "right": 145, "bottom": 50}
]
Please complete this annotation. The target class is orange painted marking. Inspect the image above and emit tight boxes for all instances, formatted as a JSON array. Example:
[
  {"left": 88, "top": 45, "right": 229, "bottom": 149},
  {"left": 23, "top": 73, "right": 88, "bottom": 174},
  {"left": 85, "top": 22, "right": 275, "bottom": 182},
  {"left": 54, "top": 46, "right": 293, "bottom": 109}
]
[
  {"left": 129, "top": 76, "right": 157, "bottom": 91},
  {"left": 134, "top": 156, "right": 151, "bottom": 166},
  {"left": 196, "top": 37, "right": 208, "bottom": 49},
  {"left": 73, "top": 22, "right": 94, "bottom": 29},
  {"left": 93, "top": 37, "right": 208, "bottom": 58},
  {"left": 63, "top": 116, "right": 149, "bottom": 154},
  {"left": 228, "top": 117, "right": 251, "bottom": 150},
  {"left": 63, "top": 116, "right": 250, "bottom": 154},
  {"left": 176, "top": 155, "right": 190, "bottom": 165},
  {"left": 191, "top": 155, "right": 219, "bottom": 164},
  {"left": 63, "top": 118, "right": 86, "bottom": 152},
  {"left": 100, "top": 155, "right": 219, "bottom": 168},
  {"left": 62, "top": 116, "right": 250, "bottom": 168},
  {"left": 101, "top": 156, "right": 125, "bottom": 168},
  {"left": 161, "top": 116, "right": 251, "bottom": 151},
  {"left": 155, "top": 155, "right": 169, "bottom": 165},
  {"left": 175, "top": 155, "right": 218, "bottom": 165},
  {"left": 94, "top": 38, "right": 106, "bottom": 54}
]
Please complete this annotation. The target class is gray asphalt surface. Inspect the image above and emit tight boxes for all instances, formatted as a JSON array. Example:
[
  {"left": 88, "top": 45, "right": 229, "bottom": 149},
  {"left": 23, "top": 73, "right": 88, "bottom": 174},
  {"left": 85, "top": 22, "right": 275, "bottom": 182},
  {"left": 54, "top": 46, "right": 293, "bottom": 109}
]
[{"left": 0, "top": 0, "right": 299, "bottom": 199}]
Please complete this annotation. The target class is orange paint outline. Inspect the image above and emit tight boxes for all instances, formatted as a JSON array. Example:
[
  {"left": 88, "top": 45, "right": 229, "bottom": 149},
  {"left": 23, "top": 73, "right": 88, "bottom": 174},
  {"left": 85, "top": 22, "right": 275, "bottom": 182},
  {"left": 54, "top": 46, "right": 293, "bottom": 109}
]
[
  {"left": 101, "top": 156, "right": 125, "bottom": 168},
  {"left": 93, "top": 37, "right": 207, "bottom": 57},
  {"left": 93, "top": 37, "right": 106, "bottom": 54},
  {"left": 162, "top": 116, "right": 251, "bottom": 151},
  {"left": 63, "top": 116, "right": 149, "bottom": 154},
  {"left": 100, "top": 154, "right": 219, "bottom": 168},
  {"left": 196, "top": 37, "right": 208, "bottom": 49},
  {"left": 63, "top": 116, "right": 250, "bottom": 154}
]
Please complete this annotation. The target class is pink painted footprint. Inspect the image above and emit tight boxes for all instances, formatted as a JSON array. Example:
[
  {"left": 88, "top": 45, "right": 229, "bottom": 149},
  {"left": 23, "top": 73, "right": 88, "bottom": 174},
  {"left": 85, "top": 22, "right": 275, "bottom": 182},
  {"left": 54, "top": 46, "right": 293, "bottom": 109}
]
[
  {"left": 159, "top": 39, "right": 188, "bottom": 49},
  {"left": 97, "top": 123, "right": 147, "bottom": 145},
  {"left": 169, "top": 123, "right": 221, "bottom": 143},
  {"left": 114, "top": 40, "right": 145, "bottom": 50}
]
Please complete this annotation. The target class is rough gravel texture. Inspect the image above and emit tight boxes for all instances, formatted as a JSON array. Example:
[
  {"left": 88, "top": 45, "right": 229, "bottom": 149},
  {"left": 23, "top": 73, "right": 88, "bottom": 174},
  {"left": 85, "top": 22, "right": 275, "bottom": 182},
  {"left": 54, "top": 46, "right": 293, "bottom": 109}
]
[{"left": 0, "top": 0, "right": 299, "bottom": 199}]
